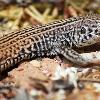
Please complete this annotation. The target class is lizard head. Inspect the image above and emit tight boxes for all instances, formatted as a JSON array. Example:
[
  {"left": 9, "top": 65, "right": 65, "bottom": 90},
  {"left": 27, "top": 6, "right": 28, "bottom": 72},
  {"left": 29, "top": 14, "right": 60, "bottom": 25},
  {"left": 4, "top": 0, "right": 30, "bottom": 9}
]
[
  {"left": 77, "top": 14, "right": 100, "bottom": 47},
  {"left": 83, "top": 14, "right": 100, "bottom": 38}
]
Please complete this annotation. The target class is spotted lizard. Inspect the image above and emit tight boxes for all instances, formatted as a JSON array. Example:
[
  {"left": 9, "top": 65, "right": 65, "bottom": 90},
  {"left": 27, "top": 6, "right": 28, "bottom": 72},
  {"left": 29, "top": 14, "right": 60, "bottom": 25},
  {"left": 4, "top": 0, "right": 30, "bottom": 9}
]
[{"left": 0, "top": 14, "right": 100, "bottom": 73}]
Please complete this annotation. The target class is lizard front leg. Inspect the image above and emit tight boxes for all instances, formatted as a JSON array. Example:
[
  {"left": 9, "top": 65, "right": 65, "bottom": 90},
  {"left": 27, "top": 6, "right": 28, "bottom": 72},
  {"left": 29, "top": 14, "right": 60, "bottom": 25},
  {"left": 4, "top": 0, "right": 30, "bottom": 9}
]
[{"left": 54, "top": 45, "right": 94, "bottom": 67}]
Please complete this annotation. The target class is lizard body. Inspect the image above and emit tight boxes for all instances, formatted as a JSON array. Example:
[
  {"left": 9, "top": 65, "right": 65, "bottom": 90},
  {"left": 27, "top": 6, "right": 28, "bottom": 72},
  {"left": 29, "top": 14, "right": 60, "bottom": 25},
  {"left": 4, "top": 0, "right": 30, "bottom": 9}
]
[{"left": 0, "top": 14, "right": 100, "bottom": 73}]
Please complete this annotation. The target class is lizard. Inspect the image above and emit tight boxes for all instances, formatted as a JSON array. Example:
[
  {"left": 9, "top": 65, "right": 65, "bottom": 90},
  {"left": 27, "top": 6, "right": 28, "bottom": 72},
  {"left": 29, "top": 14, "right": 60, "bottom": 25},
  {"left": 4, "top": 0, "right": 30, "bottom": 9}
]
[{"left": 0, "top": 13, "right": 100, "bottom": 73}]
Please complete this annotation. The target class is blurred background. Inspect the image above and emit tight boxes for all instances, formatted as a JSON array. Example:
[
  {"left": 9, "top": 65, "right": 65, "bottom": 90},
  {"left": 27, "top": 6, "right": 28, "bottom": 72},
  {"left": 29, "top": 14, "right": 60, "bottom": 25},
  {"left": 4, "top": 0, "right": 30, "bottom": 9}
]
[
  {"left": 0, "top": 1, "right": 100, "bottom": 99},
  {"left": 0, "top": 0, "right": 99, "bottom": 34}
]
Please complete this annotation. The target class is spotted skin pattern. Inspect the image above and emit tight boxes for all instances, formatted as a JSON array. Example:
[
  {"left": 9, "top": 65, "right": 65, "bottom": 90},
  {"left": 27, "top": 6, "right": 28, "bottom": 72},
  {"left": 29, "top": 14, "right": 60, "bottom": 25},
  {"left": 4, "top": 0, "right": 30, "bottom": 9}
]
[{"left": 0, "top": 14, "right": 100, "bottom": 73}]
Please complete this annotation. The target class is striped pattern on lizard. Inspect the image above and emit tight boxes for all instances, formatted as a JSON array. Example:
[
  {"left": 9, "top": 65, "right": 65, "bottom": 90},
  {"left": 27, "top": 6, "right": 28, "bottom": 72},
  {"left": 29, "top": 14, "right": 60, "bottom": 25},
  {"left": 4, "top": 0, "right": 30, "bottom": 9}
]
[{"left": 0, "top": 14, "right": 100, "bottom": 73}]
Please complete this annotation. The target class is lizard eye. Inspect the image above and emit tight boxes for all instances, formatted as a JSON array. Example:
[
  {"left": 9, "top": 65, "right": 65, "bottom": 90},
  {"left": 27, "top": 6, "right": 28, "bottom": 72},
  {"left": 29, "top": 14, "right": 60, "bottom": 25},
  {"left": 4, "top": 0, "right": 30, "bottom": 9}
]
[{"left": 81, "top": 27, "right": 86, "bottom": 34}]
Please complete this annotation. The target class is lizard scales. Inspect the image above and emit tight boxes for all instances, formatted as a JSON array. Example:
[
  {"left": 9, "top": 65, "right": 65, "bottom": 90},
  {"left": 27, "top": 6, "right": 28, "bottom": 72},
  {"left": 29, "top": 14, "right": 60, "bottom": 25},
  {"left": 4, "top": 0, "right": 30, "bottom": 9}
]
[{"left": 0, "top": 14, "right": 100, "bottom": 73}]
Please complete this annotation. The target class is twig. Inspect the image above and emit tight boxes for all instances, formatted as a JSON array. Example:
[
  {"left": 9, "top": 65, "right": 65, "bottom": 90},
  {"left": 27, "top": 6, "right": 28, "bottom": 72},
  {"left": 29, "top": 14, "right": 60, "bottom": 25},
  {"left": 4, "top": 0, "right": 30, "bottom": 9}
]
[
  {"left": 69, "top": 1, "right": 85, "bottom": 14},
  {"left": 25, "top": 8, "right": 46, "bottom": 24},
  {"left": 79, "top": 78, "right": 100, "bottom": 83}
]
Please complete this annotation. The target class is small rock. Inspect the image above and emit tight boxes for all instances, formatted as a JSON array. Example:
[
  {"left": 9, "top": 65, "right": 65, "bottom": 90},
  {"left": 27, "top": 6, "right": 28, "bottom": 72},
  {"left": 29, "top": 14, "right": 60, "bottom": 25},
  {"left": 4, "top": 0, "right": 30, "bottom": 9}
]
[
  {"left": 14, "top": 88, "right": 29, "bottom": 100},
  {"left": 29, "top": 60, "right": 41, "bottom": 68}
]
